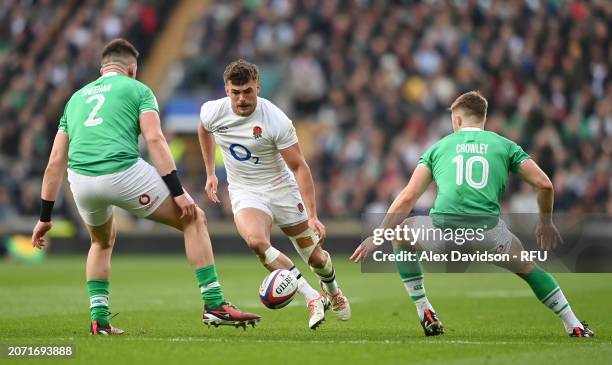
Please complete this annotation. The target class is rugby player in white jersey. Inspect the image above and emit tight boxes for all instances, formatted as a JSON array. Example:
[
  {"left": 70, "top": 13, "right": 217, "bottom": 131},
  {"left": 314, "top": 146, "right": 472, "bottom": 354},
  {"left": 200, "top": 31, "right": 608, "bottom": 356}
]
[{"left": 198, "top": 59, "right": 350, "bottom": 329}]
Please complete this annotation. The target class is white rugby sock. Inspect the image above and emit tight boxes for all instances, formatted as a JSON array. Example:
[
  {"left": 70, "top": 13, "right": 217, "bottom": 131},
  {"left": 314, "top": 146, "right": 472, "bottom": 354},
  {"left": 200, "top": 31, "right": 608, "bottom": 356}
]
[
  {"left": 290, "top": 266, "right": 320, "bottom": 301},
  {"left": 403, "top": 278, "right": 434, "bottom": 320},
  {"left": 542, "top": 288, "right": 582, "bottom": 332},
  {"left": 311, "top": 254, "right": 339, "bottom": 296}
]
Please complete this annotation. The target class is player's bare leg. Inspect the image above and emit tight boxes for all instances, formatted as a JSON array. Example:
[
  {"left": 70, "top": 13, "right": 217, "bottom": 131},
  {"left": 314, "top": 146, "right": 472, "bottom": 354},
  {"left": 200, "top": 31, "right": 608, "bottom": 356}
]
[
  {"left": 281, "top": 221, "right": 350, "bottom": 321},
  {"left": 85, "top": 215, "right": 124, "bottom": 335},
  {"left": 147, "top": 196, "right": 260, "bottom": 329},
  {"left": 147, "top": 196, "right": 214, "bottom": 268},
  {"left": 494, "top": 234, "right": 593, "bottom": 337},
  {"left": 235, "top": 208, "right": 325, "bottom": 329},
  {"left": 234, "top": 208, "right": 294, "bottom": 270}
]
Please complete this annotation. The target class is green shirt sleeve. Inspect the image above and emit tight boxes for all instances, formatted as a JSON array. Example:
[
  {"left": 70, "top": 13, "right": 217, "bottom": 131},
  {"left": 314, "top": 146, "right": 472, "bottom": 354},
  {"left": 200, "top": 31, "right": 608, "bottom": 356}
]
[
  {"left": 58, "top": 100, "right": 69, "bottom": 133},
  {"left": 139, "top": 84, "right": 159, "bottom": 115},
  {"left": 418, "top": 144, "right": 436, "bottom": 169},
  {"left": 58, "top": 113, "right": 67, "bottom": 133},
  {"left": 508, "top": 141, "right": 530, "bottom": 172}
]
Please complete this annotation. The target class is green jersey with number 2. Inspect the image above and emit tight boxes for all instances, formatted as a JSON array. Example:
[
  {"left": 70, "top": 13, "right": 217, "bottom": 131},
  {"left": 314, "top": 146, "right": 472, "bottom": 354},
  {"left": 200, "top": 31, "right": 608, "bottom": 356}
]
[
  {"left": 418, "top": 128, "right": 530, "bottom": 219},
  {"left": 58, "top": 73, "right": 159, "bottom": 176}
]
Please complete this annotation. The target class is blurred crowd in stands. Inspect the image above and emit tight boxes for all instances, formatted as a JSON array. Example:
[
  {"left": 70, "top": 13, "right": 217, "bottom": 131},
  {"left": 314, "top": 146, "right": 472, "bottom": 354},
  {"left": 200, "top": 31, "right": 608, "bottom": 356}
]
[
  {"left": 0, "top": 0, "right": 610, "bottom": 226},
  {"left": 179, "top": 0, "right": 611, "bottom": 218}
]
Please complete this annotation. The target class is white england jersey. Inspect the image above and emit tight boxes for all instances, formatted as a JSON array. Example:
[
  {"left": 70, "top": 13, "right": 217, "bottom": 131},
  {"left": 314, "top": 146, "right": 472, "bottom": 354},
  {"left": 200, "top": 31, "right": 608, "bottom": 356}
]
[{"left": 200, "top": 97, "right": 298, "bottom": 190}]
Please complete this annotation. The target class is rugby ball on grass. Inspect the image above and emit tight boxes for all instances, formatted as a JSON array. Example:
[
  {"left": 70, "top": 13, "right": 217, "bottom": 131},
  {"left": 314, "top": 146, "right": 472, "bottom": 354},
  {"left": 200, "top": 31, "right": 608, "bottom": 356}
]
[{"left": 259, "top": 269, "right": 298, "bottom": 309}]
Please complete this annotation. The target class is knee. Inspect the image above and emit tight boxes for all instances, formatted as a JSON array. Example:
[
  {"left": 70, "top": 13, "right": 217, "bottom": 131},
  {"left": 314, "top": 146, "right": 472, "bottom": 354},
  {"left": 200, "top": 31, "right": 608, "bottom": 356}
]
[
  {"left": 95, "top": 226, "right": 116, "bottom": 249},
  {"left": 392, "top": 239, "right": 417, "bottom": 250},
  {"left": 195, "top": 207, "right": 207, "bottom": 226},
  {"left": 391, "top": 217, "right": 417, "bottom": 248},
  {"left": 92, "top": 236, "right": 114, "bottom": 250},
  {"left": 109, "top": 227, "right": 117, "bottom": 246},
  {"left": 401, "top": 217, "right": 416, "bottom": 229},
  {"left": 245, "top": 235, "right": 270, "bottom": 254},
  {"left": 308, "top": 246, "right": 327, "bottom": 268},
  {"left": 515, "top": 261, "right": 536, "bottom": 277},
  {"left": 180, "top": 207, "right": 208, "bottom": 231}
]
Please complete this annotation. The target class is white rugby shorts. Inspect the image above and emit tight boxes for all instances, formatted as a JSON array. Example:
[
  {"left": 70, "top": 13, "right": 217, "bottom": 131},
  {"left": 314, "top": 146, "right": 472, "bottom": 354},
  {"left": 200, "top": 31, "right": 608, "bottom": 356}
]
[
  {"left": 403, "top": 215, "right": 514, "bottom": 255},
  {"left": 67, "top": 158, "right": 169, "bottom": 226},
  {"left": 228, "top": 183, "right": 308, "bottom": 227}
]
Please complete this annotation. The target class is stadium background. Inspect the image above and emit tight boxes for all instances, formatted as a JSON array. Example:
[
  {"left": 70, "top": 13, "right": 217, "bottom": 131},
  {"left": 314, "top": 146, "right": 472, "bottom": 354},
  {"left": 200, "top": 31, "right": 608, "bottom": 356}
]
[
  {"left": 0, "top": 2, "right": 611, "bottom": 364},
  {"left": 0, "top": 0, "right": 610, "bottom": 255}
]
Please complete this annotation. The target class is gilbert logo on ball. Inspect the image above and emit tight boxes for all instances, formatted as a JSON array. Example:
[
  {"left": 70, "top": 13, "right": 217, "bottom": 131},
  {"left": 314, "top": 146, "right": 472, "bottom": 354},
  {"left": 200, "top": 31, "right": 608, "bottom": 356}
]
[{"left": 259, "top": 269, "right": 298, "bottom": 309}]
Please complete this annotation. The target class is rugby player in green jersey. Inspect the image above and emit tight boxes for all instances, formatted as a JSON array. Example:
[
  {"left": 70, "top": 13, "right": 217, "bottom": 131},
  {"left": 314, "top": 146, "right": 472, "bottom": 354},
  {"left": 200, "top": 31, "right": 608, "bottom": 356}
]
[
  {"left": 31, "top": 39, "right": 260, "bottom": 335},
  {"left": 351, "top": 91, "right": 594, "bottom": 338}
]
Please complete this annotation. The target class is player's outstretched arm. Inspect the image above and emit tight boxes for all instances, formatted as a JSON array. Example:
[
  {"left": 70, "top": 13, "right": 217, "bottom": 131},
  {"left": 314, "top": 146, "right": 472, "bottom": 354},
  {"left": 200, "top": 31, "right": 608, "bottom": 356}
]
[
  {"left": 350, "top": 165, "right": 432, "bottom": 262},
  {"left": 197, "top": 123, "right": 220, "bottom": 203},
  {"left": 517, "top": 159, "right": 554, "bottom": 213},
  {"left": 381, "top": 165, "right": 432, "bottom": 228},
  {"left": 32, "top": 131, "right": 68, "bottom": 249},
  {"left": 139, "top": 111, "right": 196, "bottom": 220},
  {"left": 280, "top": 143, "right": 326, "bottom": 241},
  {"left": 140, "top": 111, "right": 178, "bottom": 175},
  {"left": 517, "top": 159, "right": 561, "bottom": 250}
]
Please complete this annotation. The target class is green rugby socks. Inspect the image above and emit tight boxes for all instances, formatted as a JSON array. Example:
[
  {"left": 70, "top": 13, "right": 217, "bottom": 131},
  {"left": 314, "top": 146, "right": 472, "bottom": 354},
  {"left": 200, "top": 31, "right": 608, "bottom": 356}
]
[
  {"left": 394, "top": 247, "right": 435, "bottom": 319},
  {"left": 523, "top": 265, "right": 582, "bottom": 332},
  {"left": 195, "top": 264, "right": 225, "bottom": 309},
  {"left": 87, "top": 280, "right": 110, "bottom": 326}
]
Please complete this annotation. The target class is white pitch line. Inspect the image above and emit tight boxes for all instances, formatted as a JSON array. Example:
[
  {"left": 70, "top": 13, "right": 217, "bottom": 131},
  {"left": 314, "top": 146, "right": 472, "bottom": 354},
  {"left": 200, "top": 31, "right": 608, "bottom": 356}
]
[
  {"left": 125, "top": 337, "right": 403, "bottom": 345},
  {"left": 120, "top": 337, "right": 612, "bottom": 346}
]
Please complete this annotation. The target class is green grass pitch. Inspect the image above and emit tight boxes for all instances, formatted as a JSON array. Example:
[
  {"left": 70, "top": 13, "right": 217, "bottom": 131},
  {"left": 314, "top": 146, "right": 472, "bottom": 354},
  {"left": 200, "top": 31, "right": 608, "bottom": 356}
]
[{"left": 1, "top": 255, "right": 610, "bottom": 364}]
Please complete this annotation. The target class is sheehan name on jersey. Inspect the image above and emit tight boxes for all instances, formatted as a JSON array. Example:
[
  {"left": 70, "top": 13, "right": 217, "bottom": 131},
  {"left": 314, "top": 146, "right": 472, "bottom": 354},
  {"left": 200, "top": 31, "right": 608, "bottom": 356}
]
[{"left": 82, "top": 84, "right": 112, "bottom": 96}]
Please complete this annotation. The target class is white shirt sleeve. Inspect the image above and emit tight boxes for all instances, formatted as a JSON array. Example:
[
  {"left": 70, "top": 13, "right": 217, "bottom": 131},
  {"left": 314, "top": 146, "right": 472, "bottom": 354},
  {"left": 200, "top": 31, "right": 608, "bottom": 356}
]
[
  {"left": 274, "top": 113, "right": 298, "bottom": 150},
  {"left": 200, "top": 100, "right": 218, "bottom": 132}
]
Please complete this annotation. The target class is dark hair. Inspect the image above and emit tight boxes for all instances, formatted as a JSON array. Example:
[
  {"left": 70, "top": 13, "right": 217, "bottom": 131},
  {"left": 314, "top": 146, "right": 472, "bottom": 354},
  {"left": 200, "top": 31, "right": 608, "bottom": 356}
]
[
  {"left": 223, "top": 59, "right": 259, "bottom": 85},
  {"left": 449, "top": 91, "right": 488, "bottom": 121},
  {"left": 101, "top": 38, "right": 139, "bottom": 66}
]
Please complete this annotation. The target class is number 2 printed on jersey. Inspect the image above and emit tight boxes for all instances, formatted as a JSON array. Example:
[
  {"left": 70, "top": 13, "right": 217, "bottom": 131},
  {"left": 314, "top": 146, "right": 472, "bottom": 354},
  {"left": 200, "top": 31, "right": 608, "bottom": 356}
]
[{"left": 84, "top": 94, "right": 105, "bottom": 127}]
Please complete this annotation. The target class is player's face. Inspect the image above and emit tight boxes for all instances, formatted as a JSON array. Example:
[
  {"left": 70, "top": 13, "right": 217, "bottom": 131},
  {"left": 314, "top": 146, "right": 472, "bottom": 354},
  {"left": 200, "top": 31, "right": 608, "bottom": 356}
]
[{"left": 226, "top": 80, "right": 259, "bottom": 116}]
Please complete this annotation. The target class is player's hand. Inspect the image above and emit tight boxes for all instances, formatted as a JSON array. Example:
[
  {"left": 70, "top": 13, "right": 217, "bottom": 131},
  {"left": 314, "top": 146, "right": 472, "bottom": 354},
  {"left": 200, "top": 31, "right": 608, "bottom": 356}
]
[
  {"left": 205, "top": 175, "right": 220, "bottom": 204},
  {"left": 174, "top": 190, "right": 197, "bottom": 221},
  {"left": 535, "top": 220, "right": 562, "bottom": 251},
  {"left": 308, "top": 217, "right": 326, "bottom": 244},
  {"left": 32, "top": 221, "right": 52, "bottom": 249},
  {"left": 350, "top": 236, "right": 376, "bottom": 263}
]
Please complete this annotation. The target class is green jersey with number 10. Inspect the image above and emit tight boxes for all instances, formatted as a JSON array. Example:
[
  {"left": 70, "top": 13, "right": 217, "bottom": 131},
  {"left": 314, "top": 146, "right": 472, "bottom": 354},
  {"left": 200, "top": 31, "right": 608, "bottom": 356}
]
[
  {"left": 418, "top": 128, "right": 530, "bottom": 220},
  {"left": 58, "top": 72, "right": 159, "bottom": 176}
]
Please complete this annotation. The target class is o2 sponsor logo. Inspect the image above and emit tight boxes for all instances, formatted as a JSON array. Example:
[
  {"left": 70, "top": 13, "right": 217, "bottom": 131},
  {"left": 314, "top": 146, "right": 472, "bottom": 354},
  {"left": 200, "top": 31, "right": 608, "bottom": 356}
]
[
  {"left": 139, "top": 194, "right": 159, "bottom": 210},
  {"left": 229, "top": 143, "right": 260, "bottom": 164},
  {"left": 139, "top": 194, "right": 151, "bottom": 205}
]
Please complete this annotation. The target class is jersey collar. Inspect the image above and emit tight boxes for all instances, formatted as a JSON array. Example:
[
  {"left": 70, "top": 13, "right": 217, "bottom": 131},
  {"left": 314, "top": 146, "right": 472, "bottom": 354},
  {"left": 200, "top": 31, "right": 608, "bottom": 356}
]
[
  {"left": 458, "top": 127, "right": 483, "bottom": 131},
  {"left": 101, "top": 72, "right": 119, "bottom": 78}
]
